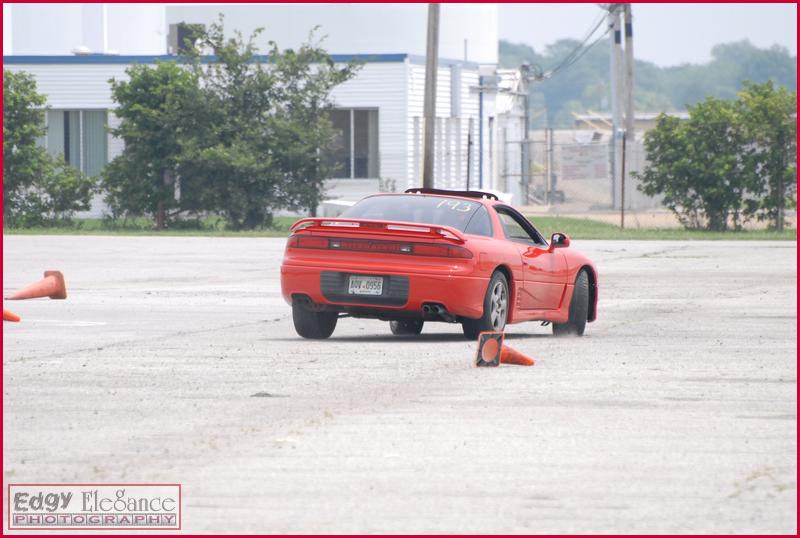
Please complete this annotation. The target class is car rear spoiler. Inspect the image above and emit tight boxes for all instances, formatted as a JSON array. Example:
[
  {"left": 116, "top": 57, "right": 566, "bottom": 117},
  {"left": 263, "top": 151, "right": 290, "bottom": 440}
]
[{"left": 290, "top": 218, "right": 467, "bottom": 244}]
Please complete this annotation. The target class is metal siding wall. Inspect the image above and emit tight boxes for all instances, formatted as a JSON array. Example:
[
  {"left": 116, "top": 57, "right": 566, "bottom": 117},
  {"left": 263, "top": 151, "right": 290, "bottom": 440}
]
[
  {"left": 9, "top": 60, "right": 491, "bottom": 200},
  {"left": 4, "top": 64, "right": 129, "bottom": 109},
  {"left": 407, "top": 64, "right": 481, "bottom": 190},
  {"left": 407, "top": 63, "right": 425, "bottom": 187},
  {"left": 328, "top": 62, "right": 408, "bottom": 184},
  {"left": 461, "top": 70, "right": 480, "bottom": 188}
]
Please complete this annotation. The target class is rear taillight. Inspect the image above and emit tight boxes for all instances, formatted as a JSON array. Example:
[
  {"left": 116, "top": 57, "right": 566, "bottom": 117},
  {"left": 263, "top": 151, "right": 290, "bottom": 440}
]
[
  {"left": 287, "top": 235, "right": 472, "bottom": 259},
  {"left": 412, "top": 244, "right": 473, "bottom": 259},
  {"left": 287, "top": 235, "right": 329, "bottom": 249}
]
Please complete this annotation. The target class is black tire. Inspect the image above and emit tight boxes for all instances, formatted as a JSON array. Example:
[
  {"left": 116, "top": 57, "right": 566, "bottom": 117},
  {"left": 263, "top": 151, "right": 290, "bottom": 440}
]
[
  {"left": 292, "top": 302, "right": 338, "bottom": 339},
  {"left": 462, "top": 271, "right": 509, "bottom": 340},
  {"left": 553, "top": 269, "right": 589, "bottom": 337},
  {"left": 389, "top": 319, "right": 424, "bottom": 335}
]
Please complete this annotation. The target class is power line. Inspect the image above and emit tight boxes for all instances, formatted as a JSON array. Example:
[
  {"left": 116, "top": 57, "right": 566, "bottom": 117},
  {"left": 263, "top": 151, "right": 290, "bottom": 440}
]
[
  {"left": 543, "top": 25, "right": 609, "bottom": 79},
  {"left": 579, "top": 11, "right": 608, "bottom": 47},
  {"left": 536, "top": 8, "right": 610, "bottom": 81},
  {"left": 550, "top": 25, "right": 611, "bottom": 76}
]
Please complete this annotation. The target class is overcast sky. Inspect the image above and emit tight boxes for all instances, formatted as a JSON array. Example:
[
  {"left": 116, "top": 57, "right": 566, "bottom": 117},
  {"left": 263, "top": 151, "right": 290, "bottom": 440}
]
[{"left": 499, "top": 3, "right": 797, "bottom": 67}]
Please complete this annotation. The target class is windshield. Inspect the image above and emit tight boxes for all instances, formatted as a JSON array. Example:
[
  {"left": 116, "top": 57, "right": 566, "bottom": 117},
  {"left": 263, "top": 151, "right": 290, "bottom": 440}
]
[{"left": 341, "top": 194, "right": 483, "bottom": 232}]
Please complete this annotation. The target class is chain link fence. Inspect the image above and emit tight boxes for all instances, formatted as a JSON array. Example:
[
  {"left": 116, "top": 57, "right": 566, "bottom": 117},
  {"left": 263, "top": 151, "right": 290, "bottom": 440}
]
[{"left": 499, "top": 128, "right": 661, "bottom": 212}]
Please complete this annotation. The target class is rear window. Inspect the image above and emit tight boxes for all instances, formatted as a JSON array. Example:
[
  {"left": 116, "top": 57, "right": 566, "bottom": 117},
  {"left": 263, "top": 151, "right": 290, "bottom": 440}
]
[
  {"left": 341, "top": 194, "right": 484, "bottom": 232},
  {"left": 463, "top": 205, "right": 493, "bottom": 237}
]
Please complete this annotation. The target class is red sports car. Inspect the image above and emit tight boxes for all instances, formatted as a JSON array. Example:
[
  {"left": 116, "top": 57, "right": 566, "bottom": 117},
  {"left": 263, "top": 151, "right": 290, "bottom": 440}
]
[{"left": 281, "top": 188, "right": 598, "bottom": 339}]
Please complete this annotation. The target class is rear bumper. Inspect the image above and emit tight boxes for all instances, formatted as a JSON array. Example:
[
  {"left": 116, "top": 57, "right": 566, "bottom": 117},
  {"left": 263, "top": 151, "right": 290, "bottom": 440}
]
[{"left": 281, "top": 263, "right": 488, "bottom": 319}]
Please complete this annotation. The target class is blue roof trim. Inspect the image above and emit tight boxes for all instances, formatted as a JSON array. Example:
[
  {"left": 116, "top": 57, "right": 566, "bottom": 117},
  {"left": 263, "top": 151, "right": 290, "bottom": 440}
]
[
  {"left": 4, "top": 55, "right": 178, "bottom": 65},
  {"left": 3, "top": 53, "right": 483, "bottom": 68},
  {"left": 3, "top": 53, "right": 410, "bottom": 65},
  {"left": 406, "top": 54, "right": 481, "bottom": 69}
]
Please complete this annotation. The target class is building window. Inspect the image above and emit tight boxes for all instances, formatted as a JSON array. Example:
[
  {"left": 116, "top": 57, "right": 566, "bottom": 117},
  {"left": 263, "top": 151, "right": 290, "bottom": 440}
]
[
  {"left": 82, "top": 111, "right": 108, "bottom": 177},
  {"left": 43, "top": 109, "right": 108, "bottom": 176},
  {"left": 326, "top": 108, "right": 379, "bottom": 179}
]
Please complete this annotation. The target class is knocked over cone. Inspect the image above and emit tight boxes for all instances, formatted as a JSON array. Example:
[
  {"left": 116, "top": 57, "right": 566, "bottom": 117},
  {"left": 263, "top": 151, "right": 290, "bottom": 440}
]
[
  {"left": 8, "top": 270, "right": 67, "bottom": 300},
  {"left": 500, "top": 346, "right": 535, "bottom": 366},
  {"left": 475, "top": 331, "right": 535, "bottom": 367},
  {"left": 3, "top": 308, "right": 21, "bottom": 322}
]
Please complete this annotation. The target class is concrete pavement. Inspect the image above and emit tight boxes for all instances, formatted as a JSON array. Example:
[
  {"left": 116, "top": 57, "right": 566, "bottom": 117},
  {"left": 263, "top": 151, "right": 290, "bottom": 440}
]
[{"left": 3, "top": 236, "right": 796, "bottom": 533}]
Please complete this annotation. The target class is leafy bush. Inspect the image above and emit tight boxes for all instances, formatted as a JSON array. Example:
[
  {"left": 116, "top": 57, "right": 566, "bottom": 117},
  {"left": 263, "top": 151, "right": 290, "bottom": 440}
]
[
  {"left": 635, "top": 82, "right": 796, "bottom": 231},
  {"left": 103, "top": 62, "right": 199, "bottom": 227},
  {"left": 738, "top": 81, "right": 797, "bottom": 231},
  {"left": 3, "top": 70, "right": 96, "bottom": 227},
  {"left": 104, "top": 17, "right": 358, "bottom": 230}
]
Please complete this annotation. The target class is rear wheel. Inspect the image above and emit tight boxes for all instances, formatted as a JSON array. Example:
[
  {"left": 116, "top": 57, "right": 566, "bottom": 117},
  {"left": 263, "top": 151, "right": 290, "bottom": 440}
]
[
  {"left": 462, "top": 271, "right": 509, "bottom": 339},
  {"left": 292, "top": 303, "right": 338, "bottom": 339},
  {"left": 389, "top": 319, "right": 424, "bottom": 335},
  {"left": 553, "top": 270, "right": 589, "bottom": 337}
]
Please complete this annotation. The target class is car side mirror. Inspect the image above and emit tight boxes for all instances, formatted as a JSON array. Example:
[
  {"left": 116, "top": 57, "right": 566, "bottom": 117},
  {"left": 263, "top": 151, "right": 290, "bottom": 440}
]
[{"left": 549, "top": 232, "right": 570, "bottom": 252}]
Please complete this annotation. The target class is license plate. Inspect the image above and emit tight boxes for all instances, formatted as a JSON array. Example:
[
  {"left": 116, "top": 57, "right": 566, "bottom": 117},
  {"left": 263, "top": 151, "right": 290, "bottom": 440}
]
[{"left": 348, "top": 275, "right": 384, "bottom": 296}]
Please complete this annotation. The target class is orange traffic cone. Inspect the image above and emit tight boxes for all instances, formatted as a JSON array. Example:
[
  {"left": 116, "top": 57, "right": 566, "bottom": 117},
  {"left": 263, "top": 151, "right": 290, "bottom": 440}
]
[
  {"left": 475, "top": 331, "right": 535, "bottom": 367},
  {"left": 500, "top": 346, "right": 535, "bottom": 366},
  {"left": 3, "top": 308, "right": 21, "bottom": 322},
  {"left": 7, "top": 270, "right": 67, "bottom": 300},
  {"left": 475, "top": 331, "right": 503, "bottom": 367}
]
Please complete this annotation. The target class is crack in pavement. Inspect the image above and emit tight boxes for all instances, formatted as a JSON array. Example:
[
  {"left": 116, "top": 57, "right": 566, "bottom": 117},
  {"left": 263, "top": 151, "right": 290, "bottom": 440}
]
[{"left": 4, "top": 315, "right": 290, "bottom": 364}]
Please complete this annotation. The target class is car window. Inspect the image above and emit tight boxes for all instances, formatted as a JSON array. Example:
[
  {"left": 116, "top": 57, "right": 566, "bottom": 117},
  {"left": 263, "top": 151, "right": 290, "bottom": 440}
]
[
  {"left": 496, "top": 208, "right": 546, "bottom": 245},
  {"left": 341, "top": 194, "right": 483, "bottom": 232},
  {"left": 463, "top": 205, "right": 493, "bottom": 237}
]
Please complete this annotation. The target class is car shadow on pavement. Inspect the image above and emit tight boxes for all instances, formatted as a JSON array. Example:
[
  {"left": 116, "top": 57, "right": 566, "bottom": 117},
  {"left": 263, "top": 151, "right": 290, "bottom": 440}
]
[{"left": 270, "top": 332, "right": 549, "bottom": 343}]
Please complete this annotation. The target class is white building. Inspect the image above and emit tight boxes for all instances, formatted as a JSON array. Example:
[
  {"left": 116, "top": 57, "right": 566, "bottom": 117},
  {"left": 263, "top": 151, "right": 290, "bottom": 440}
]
[
  {"left": 494, "top": 69, "right": 527, "bottom": 205},
  {"left": 4, "top": 3, "right": 507, "bottom": 215}
]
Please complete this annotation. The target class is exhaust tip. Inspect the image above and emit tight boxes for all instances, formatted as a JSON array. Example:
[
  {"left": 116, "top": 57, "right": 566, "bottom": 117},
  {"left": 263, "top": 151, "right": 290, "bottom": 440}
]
[{"left": 423, "top": 303, "right": 451, "bottom": 319}]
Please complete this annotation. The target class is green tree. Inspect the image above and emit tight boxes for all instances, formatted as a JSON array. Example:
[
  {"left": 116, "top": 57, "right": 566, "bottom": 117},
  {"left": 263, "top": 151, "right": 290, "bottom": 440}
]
[
  {"left": 635, "top": 97, "right": 755, "bottom": 231},
  {"left": 178, "top": 18, "right": 357, "bottom": 229},
  {"left": 266, "top": 38, "right": 357, "bottom": 215},
  {"left": 737, "top": 81, "right": 797, "bottom": 231},
  {"left": 104, "top": 62, "right": 200, "bottom": 228},
  {"left": 105, "top": 17, "right": 356, "bottom": 230},
  {"left": 3, "top": 70, "right": 95, "bottom": 227}
]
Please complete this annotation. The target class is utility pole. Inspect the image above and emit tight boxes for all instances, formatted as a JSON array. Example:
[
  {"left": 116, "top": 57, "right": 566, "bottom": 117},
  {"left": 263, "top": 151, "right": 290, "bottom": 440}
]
[
  {"left": 620, "top": 131, "right": 626, "bottom": 229},
  {"left": 778, "top": 171, "right": 785, "bottom": 232},
  {"left": 465, "top": 131, "right": 472, "bottom": 190},
  {"left": 520, "top": 63, "right": 531, "bottom": 204},
  {"left": 422, "top": 3, "right": 440, "bottom": 189},
  {"left": 548, "top": 126, "right": 555, "bottom": 202},
  {"left": 608, "top": 6, "right": 624, "bottom": 210},
  {"left": 622, "top": 3, "right": 635, "bottom": 217},
  {"left": 623, "top": 4, "right": 635, "bottom": 139}
]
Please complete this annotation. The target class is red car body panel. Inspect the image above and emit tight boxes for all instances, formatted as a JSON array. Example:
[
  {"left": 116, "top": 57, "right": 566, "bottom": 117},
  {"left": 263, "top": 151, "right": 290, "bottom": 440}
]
[{"left": 280, "top": 192, "right": 598, "bottom": 326}]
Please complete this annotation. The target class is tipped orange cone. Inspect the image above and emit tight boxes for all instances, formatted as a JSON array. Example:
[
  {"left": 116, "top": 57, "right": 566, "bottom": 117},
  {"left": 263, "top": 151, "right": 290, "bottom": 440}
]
[
  {"left": 3, "top": 308, "right": 21, "bottom": 322},
  {"left": 7, "top": 270, "right": 67, "bottom": 300},
  {"left": 500, "top": 345, "right": 535, "bottom": 366},
  {"left": 476, "top": 331, "right": 535, "bottom": 367}
]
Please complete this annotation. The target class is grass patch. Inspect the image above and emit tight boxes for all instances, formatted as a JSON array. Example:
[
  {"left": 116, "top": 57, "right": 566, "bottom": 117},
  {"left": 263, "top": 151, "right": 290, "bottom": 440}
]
[
  {"left": 4, "top": 216, "right": 299, "bottom": 237},
  {"left": 527, "top": 216, "right": 796, "bottom": 241},
  {"left": 4, "top": 215, "right": 795, "bottom": 241}
]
